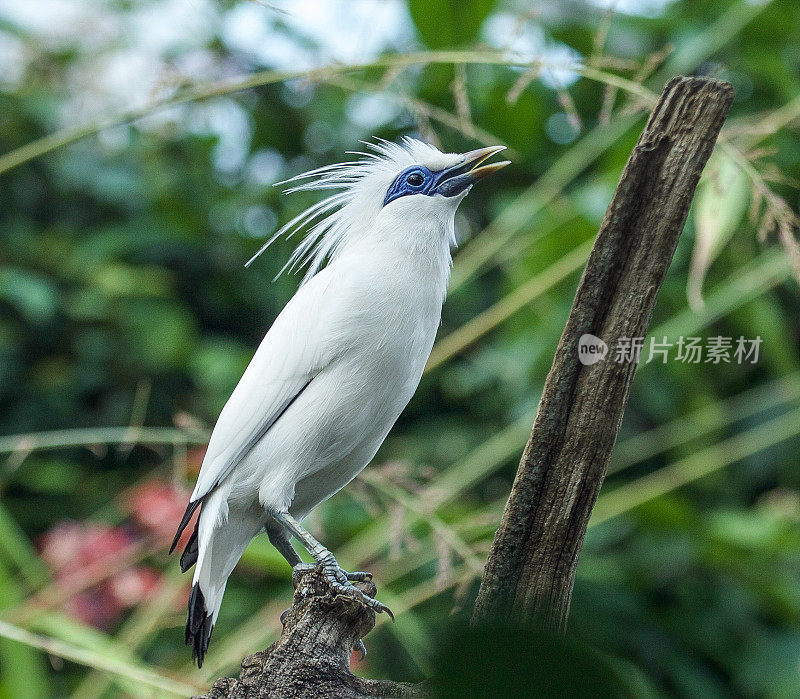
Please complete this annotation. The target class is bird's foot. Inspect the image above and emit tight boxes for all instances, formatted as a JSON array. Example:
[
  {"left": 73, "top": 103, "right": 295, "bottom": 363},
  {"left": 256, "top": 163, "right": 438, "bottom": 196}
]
[
  {"left": 324, "top": 565, "right": 394, "bottom": 620},
  {"left": 343, "top": 570, "right": 373, "bottom": 583},
  {"left": 293, "top": 560, "right": 394, "bottom": 620},
  {"left": 292, "top": 562, "right": 316, "bottom": 575},
  {"left": 292, "top": 561, "right": 373, "bottom": 583}
]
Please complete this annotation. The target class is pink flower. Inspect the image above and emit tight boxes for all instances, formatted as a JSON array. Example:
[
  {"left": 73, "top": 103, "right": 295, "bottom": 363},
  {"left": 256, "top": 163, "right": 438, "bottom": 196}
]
[
  {"left": 109, "top": 567, "right": 161, "bottom": 607},
  {"left": 38, "top": 521, "right": 165, "bottom": 629},
  {"left": 127, "top": 480, "right": 192, "bottom": 543},
  {"left": 38, "top": 521, "right": 86, "bottom": 573},
  {"left": 65, "top": 589, "right": 123, "bottom": 629},
  {"left": 39, "top": 522, "right": 134, "bottom": 578}
]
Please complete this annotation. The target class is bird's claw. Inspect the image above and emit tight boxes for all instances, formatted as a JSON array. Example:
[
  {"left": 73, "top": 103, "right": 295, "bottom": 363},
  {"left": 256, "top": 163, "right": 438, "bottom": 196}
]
[
  {"left": 328, "top": 577, "right": 394, "bottom": 619},
  {"left": 355, "top": 638, "right": 367, "bottom": 661},
  {"left": 292, "top": 563, "right": 370, "bottom": 582},
  {"left": 357, "top": 590, "right": 394, "bottom": 621},
  {"left": 291, "top": 561, "right": 393, "bottom": 620},
  {"left": 319, "top": 563, "right": 394, "bottom": 621},
  {"left": 292, "top": 563, "right": 316, "bottom": 574},
  {"left": 344, "top": 570, "right": 373, "bottom": 582}
]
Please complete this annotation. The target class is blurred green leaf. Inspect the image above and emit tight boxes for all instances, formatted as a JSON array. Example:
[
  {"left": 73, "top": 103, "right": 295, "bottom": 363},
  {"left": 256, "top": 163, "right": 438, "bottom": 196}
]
[
  {"left": 0, "top": 502, "right": 49, "bottom": 589},
  {"left": 688, "top": 151, "right": 750, "bottom": 311},
  {"left": 4, "top": 616, "right": 199, "bottom": 697},
  {"left": 409, "top": 0, "right": 497, "bottom": 49},
  {"left": 0, "top": 559, "right": 50, "bottom": 698},
  {"left": 0, "top": 268, "right": 58, "bottom": 324}
]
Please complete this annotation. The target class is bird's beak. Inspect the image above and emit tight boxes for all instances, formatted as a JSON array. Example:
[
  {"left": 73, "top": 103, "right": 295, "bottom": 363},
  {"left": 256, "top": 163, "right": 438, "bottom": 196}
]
[{"left": 434, "top": 145, "right": 510, "bottom": 197}]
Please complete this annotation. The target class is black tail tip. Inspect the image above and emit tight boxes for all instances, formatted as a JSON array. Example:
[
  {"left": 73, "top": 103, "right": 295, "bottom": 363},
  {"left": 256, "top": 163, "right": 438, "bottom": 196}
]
[
  {"left": 179, "top": 523, "right": 199, "bottom": 573},
  {"left": 186, "top": 583, "right": 214, "bottom": 668},
  {"left": 170, "top": 498, "right": 202, "bottom": 555}
]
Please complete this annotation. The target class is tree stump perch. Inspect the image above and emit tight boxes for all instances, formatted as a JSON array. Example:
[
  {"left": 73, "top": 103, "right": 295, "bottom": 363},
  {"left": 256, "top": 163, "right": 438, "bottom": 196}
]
[{"left": 198, "top": 568, "right": 425, "bottom": 698}]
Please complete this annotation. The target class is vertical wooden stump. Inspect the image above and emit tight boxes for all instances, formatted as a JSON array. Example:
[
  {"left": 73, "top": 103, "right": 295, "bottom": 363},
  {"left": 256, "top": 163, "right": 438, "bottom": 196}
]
[{"left": 472, "top": 77, "right": 734, "bottom": 631}]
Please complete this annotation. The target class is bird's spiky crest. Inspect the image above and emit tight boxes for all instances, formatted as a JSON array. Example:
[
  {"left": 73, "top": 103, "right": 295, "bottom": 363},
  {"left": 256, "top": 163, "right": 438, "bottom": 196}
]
[{"left": 245, "top": 137, "right": 449, "bottom": 284}]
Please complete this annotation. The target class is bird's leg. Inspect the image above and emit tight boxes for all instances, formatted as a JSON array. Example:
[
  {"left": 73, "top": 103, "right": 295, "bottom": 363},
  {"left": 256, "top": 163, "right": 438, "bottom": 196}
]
[
  {"left": 268, "top": 520, "right": 372, "bottom": 629},
  {"left": 271, "top": 511, "right": 393, "bottom": 620},
  {"left": 268, "top": 524, "right": 317, "bottom": 626},
  {"left": 266, "top": 523, "right": 303, "bottom": 567}
]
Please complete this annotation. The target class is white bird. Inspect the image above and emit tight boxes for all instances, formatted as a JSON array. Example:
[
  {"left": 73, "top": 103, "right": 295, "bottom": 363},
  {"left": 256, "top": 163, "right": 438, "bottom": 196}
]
[{"left": 171, "top": 138, "right": 509, "bottom": 666}]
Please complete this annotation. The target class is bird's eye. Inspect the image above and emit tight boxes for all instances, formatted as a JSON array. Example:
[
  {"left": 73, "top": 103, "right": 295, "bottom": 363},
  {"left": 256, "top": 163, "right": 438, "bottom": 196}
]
[{"left": 407, "top": 172, "right": 424, "bottom": 187}]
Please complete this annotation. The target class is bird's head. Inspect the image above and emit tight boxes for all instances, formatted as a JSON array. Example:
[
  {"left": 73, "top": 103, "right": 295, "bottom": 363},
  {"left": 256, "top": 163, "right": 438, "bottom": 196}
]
[{"left": 246, "top": 138, "right": 509, "bottom": 283}]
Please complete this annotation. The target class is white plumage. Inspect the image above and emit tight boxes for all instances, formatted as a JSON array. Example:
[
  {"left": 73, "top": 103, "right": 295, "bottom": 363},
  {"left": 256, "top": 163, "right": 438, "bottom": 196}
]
[{"left": 172, "top": 138, "right": 508, "bottom": 666}]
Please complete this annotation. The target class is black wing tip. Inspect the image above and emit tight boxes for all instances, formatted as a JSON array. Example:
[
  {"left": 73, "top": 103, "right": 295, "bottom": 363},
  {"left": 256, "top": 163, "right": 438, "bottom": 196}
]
[
  {"left": 186, "top": 583, "right": 214, "bottom": 668},
  {"left": 170, "top": 498, "right": 203, "bottom": 555},
  {"left": 179, "top": 521, "right": 199, "bottom": 572}
]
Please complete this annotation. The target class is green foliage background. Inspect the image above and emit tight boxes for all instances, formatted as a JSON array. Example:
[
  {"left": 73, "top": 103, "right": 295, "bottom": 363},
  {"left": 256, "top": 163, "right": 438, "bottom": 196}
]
[{"left": 1, "top": 0, "right": 800, "bottom": 695}]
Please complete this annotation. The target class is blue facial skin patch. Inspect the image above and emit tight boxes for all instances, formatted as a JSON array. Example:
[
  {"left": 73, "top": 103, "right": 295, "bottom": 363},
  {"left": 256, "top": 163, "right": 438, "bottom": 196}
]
[
  {"left": 383, "top": 166, "right": 437, "bottom": 206},
  {"left": 383, "top": 161, "right": 477, "bottom": 206}
]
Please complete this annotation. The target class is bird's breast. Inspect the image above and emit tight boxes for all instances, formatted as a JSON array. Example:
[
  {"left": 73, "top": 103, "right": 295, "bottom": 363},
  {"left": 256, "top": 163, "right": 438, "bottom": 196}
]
[
  {"left": 242, "top": 254, "right": 447, "bottom": 513},
  {"left": 292, "top": 267, "right": 441, "bottom": 462}
]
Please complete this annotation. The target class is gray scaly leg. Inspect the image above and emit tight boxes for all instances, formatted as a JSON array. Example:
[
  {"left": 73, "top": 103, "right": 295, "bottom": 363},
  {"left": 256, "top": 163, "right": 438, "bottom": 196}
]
[
  {"left": 271, "top": 511, "right": 393, "bottom": 620},
  {"left": 266, "top": 522, "right": 302, "bottom": 567}
]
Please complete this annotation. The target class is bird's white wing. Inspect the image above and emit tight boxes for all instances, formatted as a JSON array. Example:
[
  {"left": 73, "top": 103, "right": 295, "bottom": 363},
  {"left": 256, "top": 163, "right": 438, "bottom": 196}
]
[{"left": 190, "top": 270, "right": 342, "bottom": 502}]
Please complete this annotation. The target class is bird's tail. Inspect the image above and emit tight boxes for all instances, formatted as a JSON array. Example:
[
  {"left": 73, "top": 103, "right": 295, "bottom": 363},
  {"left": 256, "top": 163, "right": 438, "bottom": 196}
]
[{"left": 178, "top": 492, "right": 261, "bottom": 668}]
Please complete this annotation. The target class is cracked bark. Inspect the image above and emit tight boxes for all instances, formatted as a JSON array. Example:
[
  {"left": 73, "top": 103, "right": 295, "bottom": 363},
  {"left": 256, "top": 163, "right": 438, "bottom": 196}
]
[
  {"left": 195, "top": 76, "right": 732, "bottom": 696},
  {"left": 471, "top": 76, "right": 734, "bottom": 631},
  {"left": 198, "top": 567, "right": 426, "bottom": 698}
]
